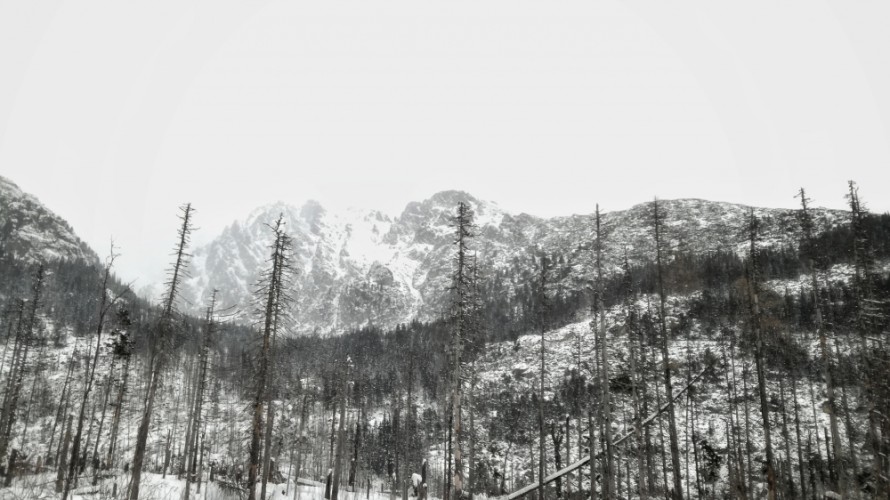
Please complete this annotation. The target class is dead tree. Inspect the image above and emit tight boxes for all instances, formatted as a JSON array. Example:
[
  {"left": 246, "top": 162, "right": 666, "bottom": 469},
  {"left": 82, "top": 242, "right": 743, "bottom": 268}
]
[
  {"left": 129, "top": 203, "right": 194, "bottom": 500},
  {"left": 592, "top": 205, "right": 615, "bottom": 498},
  {"left": 622, "top": 253, "right": 647, "bottom": 499},
  {"left": 797, "top": 188, "right": 846, "bottom": 495},
  {"left": 537, "top": 254, "right": 550, "bottom": 500},
  {"left": 63, "top": 246, "right": 127, "bottom": 500},
  {"left": 107, "top": 311, "right": 134, "bottom": 467},
  {"left": 247, "top": 215, "right": 292, "bottom": 500},
  {"left": 745, "top": 210, "right": 778, "bottom": 500},
  {"left": 449, "top": 201, "right": 475, "bottom": 499},
  {"left": 0, "top": 264, "right": 45, "bottom": 478},
  {"left": 331, "top": 357, "right": 352, "bottom": 500},
  {"left": 183, "top": 291, "right": 218, "bottom": 500},
  {"left": 651, "top": 199, "right": 684, "bottom": 500}
]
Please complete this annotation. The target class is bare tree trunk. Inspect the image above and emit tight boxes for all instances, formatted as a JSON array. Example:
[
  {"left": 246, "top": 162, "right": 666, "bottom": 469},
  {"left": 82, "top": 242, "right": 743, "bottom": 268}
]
[
  {"left": 538, "top": 255, "right": 549, "bottom": 500},
  {"left": 449, "top": 201, "right": 475, "bottom": 499},
  {"left": 184, "top": 293, "right": 216, "bottom": 500},
  {"left": 593, "top": 206, "right": 615, "bottom": 498},
  {"left": 0, "top": 266, "right": 44, "bottom": 471},
  {"left": 63, "top": 250, "right": 122, "bottom": 500},
  {"left": 48, "top": 350, "right": 76, "bottom": 466},
  {"left": 108, "top": 354, "right": 130, "bottom": 467},
  {"left": 790, "top": 376, "right": 808, "bottom": 500},
  {"left": 130, "top": 204, "right": 194, "bottom": 500},
  {"left": 652, "top": 199, "right": 684, "bottom": 500},
  {"left": 56, "top": 416, "right": 73, "bottom": 493},
  {"left": 247, "top": 216, "right": 290, "bottom": 500},
  {"left": 551, "top": 421, "right": 564, "bottom": 499},
  {"left": 468, "top": 364, "right": 477, "bottom": 500},
  {"left": 746, "top": 211, "right": 777, "bottom": 500},
  {"left": 331, "top": 360, "right": 350, "bottom": 500},
  {"left": 92, "top": 362, "right": 115, "bottom": 485},
  {"left": 798, "top": 188, "right": 845, "bottom": 497}
]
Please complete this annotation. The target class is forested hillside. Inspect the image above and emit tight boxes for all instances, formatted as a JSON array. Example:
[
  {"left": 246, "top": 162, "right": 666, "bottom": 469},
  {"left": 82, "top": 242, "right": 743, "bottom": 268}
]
[{"left": 1, "top": 177, "right": 889, "bottom": 500}]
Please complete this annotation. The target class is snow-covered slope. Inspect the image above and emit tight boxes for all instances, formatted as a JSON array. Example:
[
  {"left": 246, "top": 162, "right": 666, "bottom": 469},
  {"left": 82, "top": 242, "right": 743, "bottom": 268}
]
[
  {"left": 179, "top": 193, "right": 847, "bottom": 335},
  {"left": 0, "top": 175, "right": 98, "bottom": 265}
]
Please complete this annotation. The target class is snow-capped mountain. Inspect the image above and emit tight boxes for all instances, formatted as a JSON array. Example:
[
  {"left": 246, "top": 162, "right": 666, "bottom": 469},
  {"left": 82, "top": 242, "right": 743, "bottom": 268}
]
[
  {"left": 180, "top": 192, "right": 848, "bottom": 335},
  {"left": 0, "top": 175, "right": 98, "bottom": 265}
]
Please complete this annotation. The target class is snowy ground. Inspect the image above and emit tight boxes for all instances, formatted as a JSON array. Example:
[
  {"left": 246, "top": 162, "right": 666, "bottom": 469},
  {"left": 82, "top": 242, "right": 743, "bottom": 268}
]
[{"left": 0, "top": 472, "right": 446, "bottom": 500}]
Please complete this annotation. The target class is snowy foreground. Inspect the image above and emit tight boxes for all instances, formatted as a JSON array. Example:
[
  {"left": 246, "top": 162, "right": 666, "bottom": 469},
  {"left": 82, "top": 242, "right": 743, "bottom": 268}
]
[{"left": 0, "top": 473, "right": 445, "bottom": 500}]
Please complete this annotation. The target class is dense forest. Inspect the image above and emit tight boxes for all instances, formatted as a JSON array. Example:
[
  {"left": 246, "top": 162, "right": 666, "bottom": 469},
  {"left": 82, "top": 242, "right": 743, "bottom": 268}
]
[{"left": 1, "top": 183, "right": 889, "bottom": 500}]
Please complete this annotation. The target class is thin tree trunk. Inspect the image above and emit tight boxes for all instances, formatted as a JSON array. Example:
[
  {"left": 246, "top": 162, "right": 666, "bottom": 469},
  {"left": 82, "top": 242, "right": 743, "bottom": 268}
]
[
  {"left": 56, "top": 416, "right": 73, "bottom": 493},
  {"left": 594, "top": 206, "right": 615, "bottom": 498},
  {"left": 653, "top": 199, "right": 684, "bottom": 500},
  {"left": 332, "top": 361, "right": 350, "bottom": 500}
]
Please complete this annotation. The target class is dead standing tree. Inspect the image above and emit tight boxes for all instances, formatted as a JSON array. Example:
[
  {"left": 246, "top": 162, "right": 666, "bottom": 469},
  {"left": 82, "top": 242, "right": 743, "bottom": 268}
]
[
  {"left": 592, "top": 205, "right": 615, "bottom": 498},
  {"left": 448, "top": 201, "right": 475, "bottom": 500},
  {"left": 797, "top": 188, "right": 846, "bottom": 496},
  {"left": 62, "top": 245, "right": 129, "bottom": 500},
  {"left": 745, "top": 210, "right": 778, "bottom": 500},
  {"left": 651, "top": 198, "right": 684, "bottom": 500},
  {"left": 129, "top": 203, "right": 195, "bottom": 500},
  {"left": 0, "top": 264, "right": 45, "bottom": 485},
  {"left": 247, "top": 214, "right": 293, "bottom": 500},
  {"left": 182, "top": 291, "right": 219, "bottom": 500},
  {"left": 537, "top": 254, "right": 550, "bottom": 500}
]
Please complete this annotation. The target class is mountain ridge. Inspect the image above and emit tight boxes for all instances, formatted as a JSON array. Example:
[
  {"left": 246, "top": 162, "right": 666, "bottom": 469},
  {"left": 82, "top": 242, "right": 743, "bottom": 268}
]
[
  {"left": 0, "top": 173, "right": 849, "bottom": 335},
  {"left": 0, "top": 175, "right": 99, "bottom": 266},
  {"left": 174, "top": 192, "right": 848, "bottom": 336}
]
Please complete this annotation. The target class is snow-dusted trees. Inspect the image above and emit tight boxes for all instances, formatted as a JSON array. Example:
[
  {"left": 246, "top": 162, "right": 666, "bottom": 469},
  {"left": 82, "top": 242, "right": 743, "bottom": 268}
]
[
  {"left": 106, "top": 309, "right": 133, "bottom": 469},
  {"left": 182, "top": 291, "right": 218, "bottom": 500},
  {"left": 247, "top": 214, "right": 292, "bottom": 500},
  {"left": 61, "top": 246, "right": 126, "bottom": 500},
  {"left": 0, "top": 264, "right": 44, "bottom": 485},
  {"left": 129, "top": 203, "right": 194, "bottom": 500}
]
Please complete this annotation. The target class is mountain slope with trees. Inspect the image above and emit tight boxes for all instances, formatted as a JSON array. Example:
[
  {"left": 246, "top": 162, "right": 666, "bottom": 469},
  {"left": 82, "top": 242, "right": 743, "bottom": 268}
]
[{"left": 0, "top": 176, "right": 888, "bottom": 499}]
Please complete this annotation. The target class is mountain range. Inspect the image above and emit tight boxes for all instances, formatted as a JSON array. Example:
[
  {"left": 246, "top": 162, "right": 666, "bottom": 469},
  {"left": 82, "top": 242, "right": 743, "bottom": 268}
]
[
  {"left": 173, "top": 191, "right": 847, "bottom": 335},
  {"left": 0, "top": 175, "right": 848, "bottom": 335}
]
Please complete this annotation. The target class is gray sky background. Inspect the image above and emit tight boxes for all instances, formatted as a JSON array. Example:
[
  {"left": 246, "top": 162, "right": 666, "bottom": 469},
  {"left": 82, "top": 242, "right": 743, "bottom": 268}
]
[{"left": 2, "top": 1, "right": 889, "bottom": 283}]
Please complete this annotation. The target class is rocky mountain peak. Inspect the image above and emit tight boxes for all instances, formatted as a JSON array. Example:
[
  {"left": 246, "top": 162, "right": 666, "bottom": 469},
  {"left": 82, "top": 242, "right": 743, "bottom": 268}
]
[
  {"left": 175, "top": 193, "right": 847, "bottom": 336},
  {"left": 0, "top": 175, "right": 98, "bottom": 265}
]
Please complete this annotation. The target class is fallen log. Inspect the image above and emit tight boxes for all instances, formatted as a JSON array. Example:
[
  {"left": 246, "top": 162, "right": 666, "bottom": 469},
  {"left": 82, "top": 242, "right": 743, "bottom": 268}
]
[{"left": 499, "top": 365, "right": 710, "bottom": 499}]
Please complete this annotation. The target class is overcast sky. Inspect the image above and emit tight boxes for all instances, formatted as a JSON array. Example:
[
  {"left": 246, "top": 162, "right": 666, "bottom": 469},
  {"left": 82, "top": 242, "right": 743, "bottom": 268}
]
[{"left": 2, "top": 1, "right": 889, "bottom": 283}]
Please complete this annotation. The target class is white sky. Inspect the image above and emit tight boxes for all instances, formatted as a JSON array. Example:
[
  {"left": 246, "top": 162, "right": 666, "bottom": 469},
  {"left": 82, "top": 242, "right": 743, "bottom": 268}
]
[{"left": 1, "top": 1, "right": 889, "bottom": 283}]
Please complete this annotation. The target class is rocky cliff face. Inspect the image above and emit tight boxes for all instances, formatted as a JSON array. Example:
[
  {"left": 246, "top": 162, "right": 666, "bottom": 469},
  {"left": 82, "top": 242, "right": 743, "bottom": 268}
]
[
  {"left": 0, "top": 175, "right": 98, "bottom": 265},
  {"left": 179, "top": 192, "right": 847, "bottom": 336}
]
